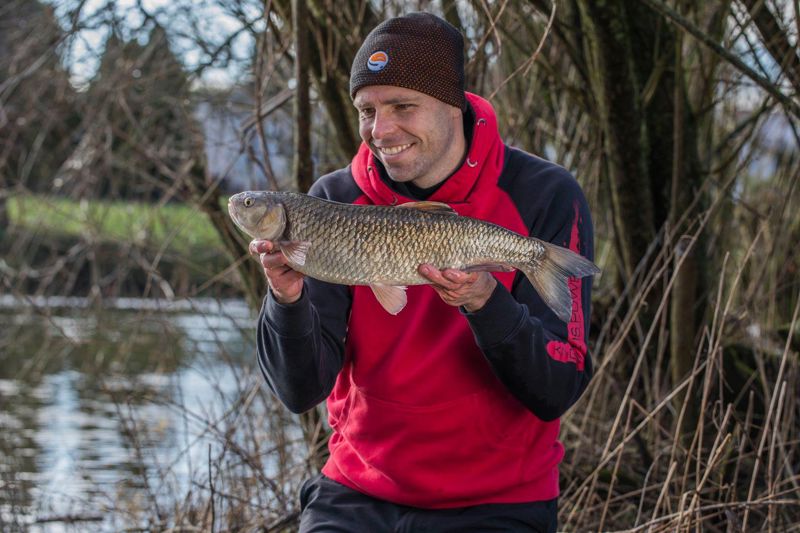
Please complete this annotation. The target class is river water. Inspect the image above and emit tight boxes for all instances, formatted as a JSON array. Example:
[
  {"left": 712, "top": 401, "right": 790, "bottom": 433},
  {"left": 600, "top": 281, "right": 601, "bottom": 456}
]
[{"left": 0, "top": 295, "right": 290, "bottom": 531}]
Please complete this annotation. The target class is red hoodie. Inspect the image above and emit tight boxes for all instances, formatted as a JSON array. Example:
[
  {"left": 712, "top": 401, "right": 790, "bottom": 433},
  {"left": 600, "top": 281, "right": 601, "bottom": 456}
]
[{"left": 320, "top": 93, "right": 563, "bottom": 508}]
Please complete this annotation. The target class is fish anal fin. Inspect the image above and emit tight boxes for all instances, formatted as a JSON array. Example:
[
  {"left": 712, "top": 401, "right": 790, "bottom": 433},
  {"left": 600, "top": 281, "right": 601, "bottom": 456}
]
[
  {"left": 370, "top": 284, "right": 408, "bottom": 315},
  {"left": 397, "top": 201, "right": 457, "bottom": 215},
  {"left": 279, "top": 240, "right": 312, "bottom": 266},
  {"left": 462, "top": 263, "right": 515, "bottom": 273}
]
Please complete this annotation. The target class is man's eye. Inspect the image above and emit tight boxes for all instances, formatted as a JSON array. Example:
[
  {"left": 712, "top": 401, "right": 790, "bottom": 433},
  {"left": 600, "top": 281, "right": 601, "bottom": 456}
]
[
  {"left": 359, "top": 109, "right": 375, "bottom": 119},
  {"left": 396, "top": 104, "right": 414, "bottom": 111}
]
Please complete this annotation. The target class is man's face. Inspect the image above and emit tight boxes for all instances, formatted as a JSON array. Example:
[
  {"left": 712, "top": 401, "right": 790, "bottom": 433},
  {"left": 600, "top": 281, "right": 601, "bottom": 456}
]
[{"left": 353, "top": 85, "right": 465, "bottom": 189}]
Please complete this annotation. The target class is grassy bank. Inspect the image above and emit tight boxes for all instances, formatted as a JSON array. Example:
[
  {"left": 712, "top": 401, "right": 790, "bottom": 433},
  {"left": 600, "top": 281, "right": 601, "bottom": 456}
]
[
  {"left": 3, "top": 194, "right": 242, "bottom": 298},
  {"left": 6, "top": 194, "right": 223, "bottom": 254}
]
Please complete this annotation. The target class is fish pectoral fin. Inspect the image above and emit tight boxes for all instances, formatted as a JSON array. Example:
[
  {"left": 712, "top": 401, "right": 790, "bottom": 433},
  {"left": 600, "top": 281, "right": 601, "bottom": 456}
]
[
  {"left": 370, "top": 284, "right": 408, "bottom": 315},
  {"left": 397, "top": 201, "right": 458, "bottom": 215},
  {"left": 279, "top": 240, "right": 312, "bottom": 266},
  {"left": 462, "top": 263, "right": 515, "bottom": 273}
]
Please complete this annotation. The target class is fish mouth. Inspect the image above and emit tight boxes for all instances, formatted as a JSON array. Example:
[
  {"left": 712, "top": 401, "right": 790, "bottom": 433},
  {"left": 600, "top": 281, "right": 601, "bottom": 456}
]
[{"left": 227, "top": 197, "right": 246, "bottom": 232}]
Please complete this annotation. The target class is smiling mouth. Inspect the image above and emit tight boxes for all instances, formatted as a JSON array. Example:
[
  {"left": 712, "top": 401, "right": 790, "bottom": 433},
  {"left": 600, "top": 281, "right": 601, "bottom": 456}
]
[{"left": 377, "top": 143, "right": 413, "bottom": 156}]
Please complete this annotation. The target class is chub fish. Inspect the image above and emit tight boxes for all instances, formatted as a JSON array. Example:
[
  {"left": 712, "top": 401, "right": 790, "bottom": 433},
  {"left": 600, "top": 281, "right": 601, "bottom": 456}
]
[{"left": 228, "top": 191, "right": 599, "bottom": 322}]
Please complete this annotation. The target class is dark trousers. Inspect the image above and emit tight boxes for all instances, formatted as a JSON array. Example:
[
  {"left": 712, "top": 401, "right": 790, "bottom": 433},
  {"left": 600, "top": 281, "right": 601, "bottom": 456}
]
[{"left": 299, "top": 474, "right": 558, "bottom": 533}]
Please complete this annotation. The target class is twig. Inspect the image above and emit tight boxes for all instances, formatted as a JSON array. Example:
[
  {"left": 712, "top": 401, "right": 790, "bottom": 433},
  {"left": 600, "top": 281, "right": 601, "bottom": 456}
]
[
  {"left": 34, "top": 514, "right": 104, "bottom": 524},
  {"left": 488, "top": 0, "right": 557, "bottom": 99}
]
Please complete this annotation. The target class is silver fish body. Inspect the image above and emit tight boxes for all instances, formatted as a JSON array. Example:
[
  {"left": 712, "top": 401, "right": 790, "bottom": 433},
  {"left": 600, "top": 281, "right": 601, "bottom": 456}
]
[{"left": 228, "top": 191, "right": 599, "bottom": 321}]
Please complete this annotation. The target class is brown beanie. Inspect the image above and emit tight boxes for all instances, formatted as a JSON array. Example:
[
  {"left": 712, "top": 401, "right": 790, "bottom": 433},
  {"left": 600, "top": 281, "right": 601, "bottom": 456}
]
[{"left": 350, "top": 12, "right": 466, "bottom": 110}]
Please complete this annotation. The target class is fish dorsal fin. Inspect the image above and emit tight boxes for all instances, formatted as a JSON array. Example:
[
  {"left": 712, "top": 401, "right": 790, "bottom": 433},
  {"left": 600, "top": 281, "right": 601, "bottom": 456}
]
[
  {"left": 370, "top": 284, "right": 408, "bottom": 315},
  {"left": 397, "top": 201, "right": 458, "bottom": 215},
  {"left": 279, "top": 240, "right": 312, "bottom": 266}
]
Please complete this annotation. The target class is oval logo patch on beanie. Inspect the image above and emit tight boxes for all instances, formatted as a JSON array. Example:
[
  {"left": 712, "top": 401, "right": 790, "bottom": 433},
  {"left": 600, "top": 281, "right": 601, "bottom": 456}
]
[{"left": 367, "top": 51, "right": 389, "bottom": 72}]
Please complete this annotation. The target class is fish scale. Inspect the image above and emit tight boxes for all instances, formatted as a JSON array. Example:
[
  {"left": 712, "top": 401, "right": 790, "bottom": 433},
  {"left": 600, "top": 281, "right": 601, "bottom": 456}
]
[{"left": 228, "top": 191, "right": 599, "bottom": 322}]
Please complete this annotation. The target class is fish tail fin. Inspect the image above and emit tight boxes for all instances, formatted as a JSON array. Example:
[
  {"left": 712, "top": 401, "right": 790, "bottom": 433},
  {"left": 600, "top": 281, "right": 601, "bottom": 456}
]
[{"left": 517, "top": 241, "right": 600, "bottom": 323}]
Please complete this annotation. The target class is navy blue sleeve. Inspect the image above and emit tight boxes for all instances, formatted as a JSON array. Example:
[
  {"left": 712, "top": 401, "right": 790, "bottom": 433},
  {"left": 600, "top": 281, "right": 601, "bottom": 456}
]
[
  {"left": 255, "top": 170, "right": 358, "bottom": 414},
  {"left": 464, "top": 150, "right": 594, "bottom": 421}
]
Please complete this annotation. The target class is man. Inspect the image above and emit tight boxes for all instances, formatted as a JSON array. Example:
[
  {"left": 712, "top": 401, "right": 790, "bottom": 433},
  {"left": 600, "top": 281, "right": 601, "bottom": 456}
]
[{"left": 250, "top": 12, "right": 594, "bottom": 532}]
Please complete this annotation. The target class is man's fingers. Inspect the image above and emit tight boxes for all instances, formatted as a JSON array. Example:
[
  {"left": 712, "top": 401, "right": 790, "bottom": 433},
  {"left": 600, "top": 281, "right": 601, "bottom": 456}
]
[
  {"left": 267, "top": 264, "right": 296, "bottom": 278},
  {"left": 419, "top": 264, "right": 475, "bottom": 291},
  {"left": 260, "top": 250, "right": 303, "bottom": 280},
  {"left": 250, "top": 240, "right": 304, "bottom": 303},
  {"left": 262, "top": 256, "right": 303, "bottom": 286},
  {"left": 260, "top": 251, "right": 288, "bottom": 270},
  {"left": 418, "top": 264, "right": 452, "bottom": 289},
  {"left": 249, "top": 239, "right": 274, "bottom": 256},
  {"left": 442, "top": 269, "right": 477, "bottom": 284}
]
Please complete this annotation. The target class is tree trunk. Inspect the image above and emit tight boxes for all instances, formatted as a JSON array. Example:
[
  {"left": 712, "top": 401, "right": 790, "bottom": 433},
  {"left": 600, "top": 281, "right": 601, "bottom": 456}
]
[
  {"left": 273, "top": 0, "right": 364, "bottom": 160},
  {"left": 668, "top": 1, "right": 728, "bottom": 428},
  {"left": 577, "top": 0, "right": 656, "bottom": 280},
  {"left": 292, "top": 0, "right": 314, "bottom": 192},
  {"left": 668, "top": 29, "right": 697, "bottom": 431}
]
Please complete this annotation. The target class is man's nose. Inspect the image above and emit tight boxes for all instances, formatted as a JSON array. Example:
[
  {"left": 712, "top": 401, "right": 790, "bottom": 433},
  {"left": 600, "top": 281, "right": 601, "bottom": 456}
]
[{"left": 371, "top": 112, "right": 397, "bottom": 140}]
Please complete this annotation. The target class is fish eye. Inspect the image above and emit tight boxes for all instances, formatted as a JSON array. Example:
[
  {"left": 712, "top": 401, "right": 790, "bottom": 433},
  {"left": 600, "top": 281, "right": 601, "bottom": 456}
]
[{"left": 243, "top": 196, "right": 254, "bottom": 207}]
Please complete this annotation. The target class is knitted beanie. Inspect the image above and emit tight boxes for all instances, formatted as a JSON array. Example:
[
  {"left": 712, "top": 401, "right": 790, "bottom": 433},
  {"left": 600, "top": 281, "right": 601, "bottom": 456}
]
[{"left": 349, "top": 12, "right": 466, "bottom": 110}]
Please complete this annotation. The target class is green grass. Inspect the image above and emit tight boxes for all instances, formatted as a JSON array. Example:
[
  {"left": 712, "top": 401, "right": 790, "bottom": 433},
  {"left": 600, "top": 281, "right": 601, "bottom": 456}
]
[{"left": 7, "top": 193, "right": 225, "bottom": 255}]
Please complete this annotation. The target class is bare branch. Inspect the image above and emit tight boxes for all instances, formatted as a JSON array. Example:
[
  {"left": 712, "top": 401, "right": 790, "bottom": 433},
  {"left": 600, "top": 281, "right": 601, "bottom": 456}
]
[{"left": 640, "top": 0, "right": 800, "bottom": 118}]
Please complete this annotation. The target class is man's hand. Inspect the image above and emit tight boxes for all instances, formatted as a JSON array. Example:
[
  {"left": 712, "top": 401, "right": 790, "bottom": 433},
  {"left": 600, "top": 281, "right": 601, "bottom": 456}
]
[
  {"left": 418, "top": 264, "right": 497, "bottom": 312},
  {"left": 249, "top": 239, "right": 304, "bottom": 304}
]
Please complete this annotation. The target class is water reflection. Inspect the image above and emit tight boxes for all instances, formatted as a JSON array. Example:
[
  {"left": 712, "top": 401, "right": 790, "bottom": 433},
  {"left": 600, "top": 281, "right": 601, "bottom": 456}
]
[{"left": 0, "top": 297, "right": 256, "bottom": 531}]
